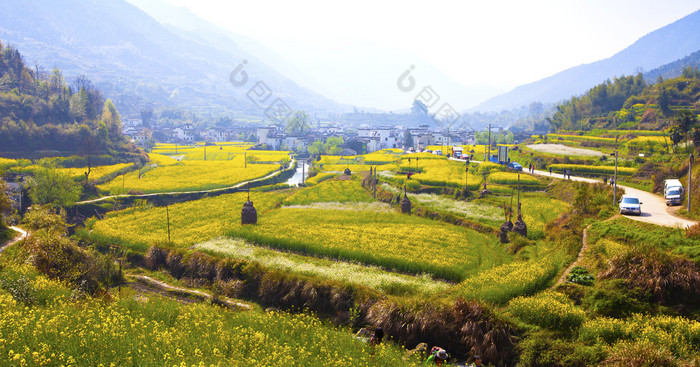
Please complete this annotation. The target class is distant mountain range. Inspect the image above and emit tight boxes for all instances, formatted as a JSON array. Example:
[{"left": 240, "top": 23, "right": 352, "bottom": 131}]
[
  {"left": 475, "top": 8, "right": 700, "bottom": 112},
  {"left": 0, "top": 0, "right": 350, "bottom": 119}
]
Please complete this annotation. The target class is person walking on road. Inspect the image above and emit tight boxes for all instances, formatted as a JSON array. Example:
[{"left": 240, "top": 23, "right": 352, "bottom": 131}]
[{"left": 549, "top": 167, "right": 552, "bottom": 175}]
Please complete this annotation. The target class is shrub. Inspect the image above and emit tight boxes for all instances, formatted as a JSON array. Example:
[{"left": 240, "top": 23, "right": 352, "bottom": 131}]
[
  {"left": 579, "top": 314, "right": 700, "bottom": 359},
  {"left": 567, "top": 266, "right": 594, "bottom": 285},
  {"left": 165, "top": 250, "right": 186, "bottom": 279},
  {"left": 508, "top": 291, "right": 586, "bottom": 331},
  {"left": 583, "top": 279, "right": 652, "bottom": 318},
  {"left": 144, "top": 245, "right": 167, "bottom": 270},
  {"left": 599, "top": 249, "right": 700, "bottom": 306},
  {"left": 25, "top": 231, "right": 102, "bottom": 294},
  {"left": 0, "top": 276, "right": 36, "bottom": 306},
  {"left": 686, "top": 222, "right": 700, "bottom": 239},
  {"left": 517, "top": 333, "right": 605, "bottom": 367},
  {"left": 600, "top": 341, "right": 679, "bottom": 367}
]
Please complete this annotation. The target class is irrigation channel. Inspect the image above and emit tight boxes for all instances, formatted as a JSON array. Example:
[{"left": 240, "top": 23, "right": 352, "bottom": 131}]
[{"left": 286, "top": 158, "right": 309, "bottom": 186}]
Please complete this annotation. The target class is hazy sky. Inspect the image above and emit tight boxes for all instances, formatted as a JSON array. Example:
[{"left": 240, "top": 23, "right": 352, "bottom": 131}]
[{"left": 156, "top": 0, "right": 699, "bottom": 110}]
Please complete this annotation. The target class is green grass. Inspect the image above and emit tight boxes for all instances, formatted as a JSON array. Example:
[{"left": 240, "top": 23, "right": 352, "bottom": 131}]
[{"left": 587, "top": 217, "right": 700, "bottom": 264}]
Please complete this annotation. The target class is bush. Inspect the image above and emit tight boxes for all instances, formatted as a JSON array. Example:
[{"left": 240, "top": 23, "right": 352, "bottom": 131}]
[
  {"left": 580, "top": 314, "right": 700, "bottom": 360},
  {"left": 567, "top": 266, "right": 594, "bottom": 286},
  {"left": 599, "top": 249, "right": 700, "bottom": 306},
  {"left": 583, "top": 279, "right": 652, "bottom": 318},
  {"left": 517, "top": 333, "right": 605, "bottom": 367},
  {"left": 144, "top": 246, "right": 167, "bottom": 270},
  {"left": 0, "top": 276, "right": 36, "bottom": 306},
  {"left": 600, "top": 341, "right": 679, "bottom": 367}
]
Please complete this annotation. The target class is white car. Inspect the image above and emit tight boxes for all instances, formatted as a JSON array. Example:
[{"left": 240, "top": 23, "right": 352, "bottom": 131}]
[{"left": 619, "top": 195, "right": 642, "bottom": 216}]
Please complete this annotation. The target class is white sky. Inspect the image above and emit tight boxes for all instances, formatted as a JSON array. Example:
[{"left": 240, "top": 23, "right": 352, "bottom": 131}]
[{"left": 159, "top": 0, "right": 700, "bottom": 109}]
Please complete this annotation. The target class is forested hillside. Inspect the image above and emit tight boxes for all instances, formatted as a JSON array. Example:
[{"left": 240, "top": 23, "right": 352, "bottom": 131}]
[
  {"left": 549, "top": 67, "right": 700, "bottom": 132},
  {"left": 0, "top": 41, "right": 143, "bottom": 161}
]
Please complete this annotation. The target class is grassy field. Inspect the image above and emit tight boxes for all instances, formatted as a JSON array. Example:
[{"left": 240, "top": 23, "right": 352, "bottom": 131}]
[
  {"left": 0, "top": 263, "right": 417, "bottom": 366},
  {"left": 227, "top": 207, "right": 507, "bottom": 282},
  {"left": 586, "top": 217, "right": 700, "bottom": 265}
]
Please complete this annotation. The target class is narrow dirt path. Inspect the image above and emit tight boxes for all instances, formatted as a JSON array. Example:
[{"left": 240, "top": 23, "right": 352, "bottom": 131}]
[
  {"left": 552, "top": 215, "right": 621, "bottom": 288},
  {"left": 0, "top": 226, "right": 28, "bottom": 253},
  {"left": 129, "top": 275, "right": 252, "bottom": 310},
  {"left": 553, "top": 224, "right": 592, "bottom": 288}
]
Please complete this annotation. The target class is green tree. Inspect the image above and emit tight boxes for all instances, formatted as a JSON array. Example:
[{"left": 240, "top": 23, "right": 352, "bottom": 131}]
[
  {"left": 0, "top": 178, "right": 12, "bottom": 229},
  {"left": 676, "top": 109, "right": 698, "bottom": 149},
  {"left": 308, "top": 140, "right": 325, "bottom": 155},
  {"left": 285, "top": 110, "right": 311, "bottom": 134},
  {"left": 403, "top": 130, "right": 414, "bottom": 148},
  {"left": 27, "top": 159, "right": 81, "bottom": 207},
  {"left": 411, "top": 100, "right": 428, "bottom": 115},
  {"left": 69, "top": 89, "right": 88, "bottom": 122},
  {"left": 324, "top": 137, "right": 344, "bottom": 155},
  {"left": 101, "top": 99, "right": 122, "bottom": 141},
  {"left": 669, "top": 125, "right": 683, "bottom": 146}
]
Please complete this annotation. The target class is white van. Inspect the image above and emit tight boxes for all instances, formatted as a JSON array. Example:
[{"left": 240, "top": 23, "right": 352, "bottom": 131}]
[
  {"left": 664, "top": 179, "right": 684, "bottom": 206},
  {"left": 664, "top": 179, "right": 683, "bottom": 194}
]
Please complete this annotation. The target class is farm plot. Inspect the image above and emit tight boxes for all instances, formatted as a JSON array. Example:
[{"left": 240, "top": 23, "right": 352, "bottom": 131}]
[
  {"left": 98, "top": 159, "right": 282, "bottom": 194},
  {"left": 227, "top": 207, "right": 506, "bottom": 282},
  {"left": 82, "top": 191, "right": 289, "bottom": 251}
]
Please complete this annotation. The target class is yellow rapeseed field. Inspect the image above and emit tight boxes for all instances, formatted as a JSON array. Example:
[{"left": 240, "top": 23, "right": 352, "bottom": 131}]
[
  {"left": 83, "top": 191, "right": 289, "bottom": 251},
  {"left": 227, "top": 207, "right": 504, "bottom": 281},
  {"left": 98, "top": 159, "right": 282, "bottom": 194},
  {"left": 0, "top": 264, "right": 417, "bottom": 366}
]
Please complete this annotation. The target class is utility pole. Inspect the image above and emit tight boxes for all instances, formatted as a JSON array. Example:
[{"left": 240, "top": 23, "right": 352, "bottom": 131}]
[
  {"left": 244, "top": 152, "right": 247, "bottom": 168},
  {"left": 465, "top": 161, "right": 469, "bottom": 192},
  {"left": 204, "top": 146, "right": 207, "bottom": 161},
  {"left": 689, "top": 153, "right": 694, "bottom": 212},
  {"left": 166, "top": 206, "right": 171, "bottom": 243},
  {"left": 302, "top": 160, "right": 305, "bottom": 185},
  {"left": 373, "top": 166, "right": 377, "bottom": 199},
  {"left": 118, "top": 258, "right": 122, "bottom": 295},
  {"left": 612, "top": 151, "right": 618, "bottom": 205},
  {"left": 486, "top": 124, "right": 491, "bottom": 161}
]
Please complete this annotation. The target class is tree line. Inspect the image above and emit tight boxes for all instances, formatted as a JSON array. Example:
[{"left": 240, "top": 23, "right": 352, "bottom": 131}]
[
  {"left": 0, "top": 41, "right": 129, "bottom": 155},
  {"left": 548, "top": 68, "right": 700, "bottom": 132}
]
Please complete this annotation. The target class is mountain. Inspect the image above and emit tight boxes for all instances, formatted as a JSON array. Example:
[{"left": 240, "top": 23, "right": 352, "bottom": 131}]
[
  {"left": 644, "top": 50, "right": 700, "bottom": 83},
  {"left": 475, "top": 8, "right": 700, "bottom": 112},
  {"left": 126, "top": 0, "right": 503, "bottom": 112},
  {"left": 0, "top": 0, "right": 350, "bottom": 120}
]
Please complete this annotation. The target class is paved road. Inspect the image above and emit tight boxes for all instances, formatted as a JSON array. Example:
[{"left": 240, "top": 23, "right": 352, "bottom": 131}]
[
  {"left": 531, "top": 169, "right": 696, "bottom": 228},
  {"left": 449, "top": 157, "right": 695, "bottom": 228}
]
